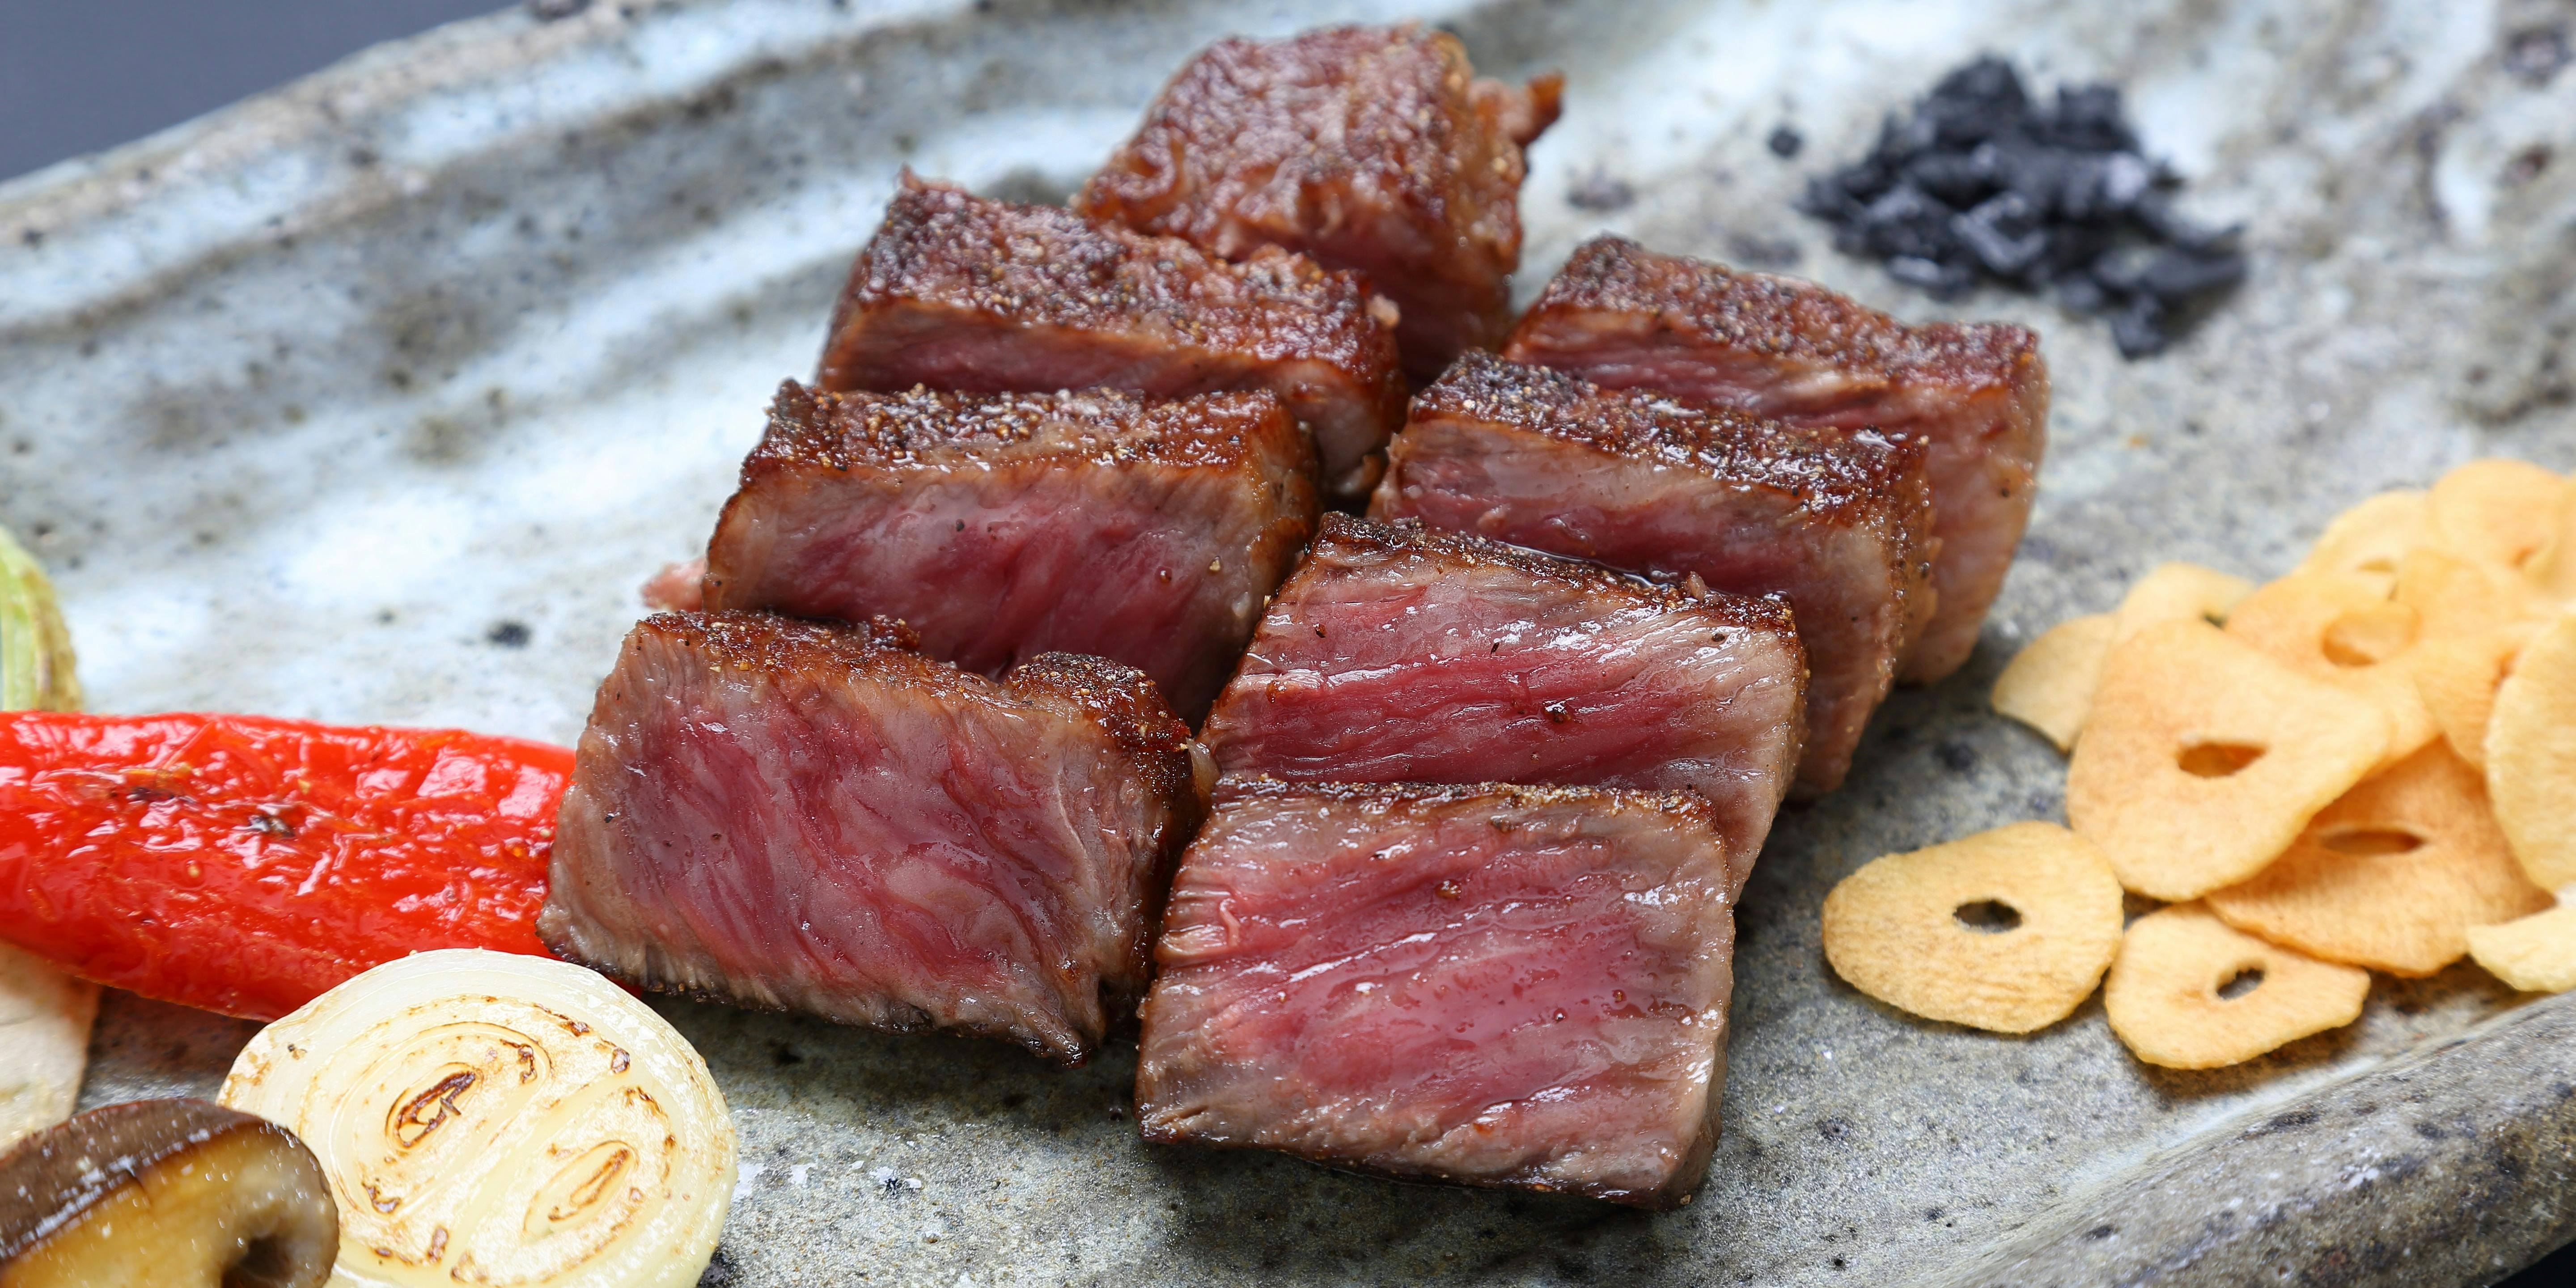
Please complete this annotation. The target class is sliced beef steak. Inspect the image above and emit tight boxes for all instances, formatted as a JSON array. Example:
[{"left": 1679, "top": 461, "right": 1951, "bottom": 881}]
[
  {"left": 701, "top": 381, "right": 1318, "bottom": 723},
  {"left": 1201, "top": 514, "right": 1802, "bottom": 887},
  {"left": 1503, "top": 235, "right": 2048, "bottom": 682},
  {"left": 538, "top": 610, "right": 1206, "bottom": 1064},
  {"left": 1077, "top": 24, "right": 1562, "bottom": 383},
  {"left": 819, "top": 173, "right": 1405, "bottom": 499},
  {"left": 1136, "top": 780, "right": 1737, "bottom": 1209},
  {"left": 1373, "top": 352, "right": 1931, "bottom": 796}
]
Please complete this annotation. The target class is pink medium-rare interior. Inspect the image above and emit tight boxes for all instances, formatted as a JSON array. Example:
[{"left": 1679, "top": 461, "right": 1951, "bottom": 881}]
[
  {"left": 1137, "top": 784, "right": 1736, "bottom": 1207},
  {"left": 1202, "top": 519, "right": 1801, "bottom": 886},
  {"left": 712, "top": 455, "right": 1284, "bottom": 721},
  {"left": 542, "top": 617, "right": 1186, "bottom": 1063},
  {"left": 1377, "top": 418, "right": 1909, "bottom": 795}
]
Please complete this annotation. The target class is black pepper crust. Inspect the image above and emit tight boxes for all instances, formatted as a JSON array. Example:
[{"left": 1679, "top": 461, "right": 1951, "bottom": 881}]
[
  {"left": 628, "top": 611, "right": 1195, "bottom": 804},
  {"left": 1513, "top": 235, "right": 2041, "bottom": 384},
  {"left": 1405, "top": 351, "right": 1934, "bottom": 536},
  {"left": 1212, "top": 774, "right": 1728, "bottom": 837},
  {"left": 749, "top": 381, "right": 1299, "bottom": 474},
  {"left": 633, "top": 608, "right": 921, "bottom": 666},
  {"left": 819, "top": 173, "right": 1403, "bottom": 396},
  {"left": 1077, "top": 25, "right": 1559, "bottom": 268},
  {"left": 1004, "top": 651, "right": 1202, "bottom": 802},
  {"left": 1075, "top": 23, "right": 1562, "bottom": 373},
  {"left": 1304, "top": 512, "right": 1802, "bottom": 639}
]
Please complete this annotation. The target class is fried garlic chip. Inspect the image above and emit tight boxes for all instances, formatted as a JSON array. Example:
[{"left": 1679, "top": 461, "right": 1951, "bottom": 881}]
[
  {"left": 1822, "top": 822, "right": 2124, "bottom": 1033},
  {"left": 2410, "top": 623, "right": 2535, "bottom": 772},
  {"left": 2428, "top": 458, "right": 2562, "bottom": 572},
  {"left": 2071, "top": 620, "right": 2390, "bottom": 900},
  {"left": 2465, "top": 899, "right": 2576, "bottom": 993},
  {"left": 2103, "top": 903, "right": 2371, "bottom": 1069},
  {"left": 2521, "top": 479, "right": 2576, "bottom": 603},
  {"left": 2394, "top": 545, "right": 2538, "bottom": 643},
  {"left": 2486, "top": 612, "right": 2576, "bottom": 892},
  {"left": 2205, "top": 746, "right": 2552, "bottom": 975},
  {"left": 2110, "top": 562, "right": 2254, "bottom": 642},
  {"left": 2297, "top": 489, "right": 2431, "bottom": 596},
  {"left": 2224, "top": 571, "right": 2436, "bottom": 766},
  {"left": 1991, "top": 614, "right": 2113, "bottom": 751}
]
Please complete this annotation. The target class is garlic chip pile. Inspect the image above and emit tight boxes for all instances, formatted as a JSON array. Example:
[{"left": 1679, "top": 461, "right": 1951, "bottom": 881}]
[
  {"left": 220, "top": 949, "right": 736, "bottom": 1288},
  {"left": 1978, "top": 461, "right": 2565, "bottom": 1066},
  {"left": 1833, "top": 459, "right": 2576, "bottom": 1069}
]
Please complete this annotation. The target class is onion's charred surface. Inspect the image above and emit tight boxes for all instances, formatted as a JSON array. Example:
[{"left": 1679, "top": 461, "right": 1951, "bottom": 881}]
[
  {"left": 1078, "top": 24, "right": 1561, "bottom": 382},
  {"left": 819, "top": 174, "right": 1405, "bottom": 499},
  {"left": 538, "top": 611, "right": 1203, "bottom": 1064},
  {"left": 1136, "top": 780, "right": 1736, "bottom": 1209},
  {"left": 703, "top": 381, "right": 1319, "bottom": 723},
  {"left": 1202, "top": 514, "right": 1803, "bottom": 889},
  {"left": 1504, "top": 236, "right": 2048, "bottom": 682},
  {"left": 1375, "top": 352, "right": 1931, "bottom": 795}
]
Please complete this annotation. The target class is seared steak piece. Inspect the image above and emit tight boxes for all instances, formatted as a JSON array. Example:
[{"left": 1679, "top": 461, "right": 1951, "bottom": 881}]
[
  {"left": 1077, "top": 24, "right": 1562, "bottom": 383},
  {"left": 1201, "top": 514, "right": 1802, "bottom": 888},
  {"left": 818, "top": 173, "right": 1405, "bottom": 499},
  {"left": 538, "top": 610, "right": 1206, "bottom": 1064},
  {"left": 1373, "top": 352, "right": 1932, "bottom": 796},
  {"left": 1503, "top": 235, "right": 2049, "bottom": 682},
  {"left": 1137, "top": 780, "right": 1737, "bottom": 1209},
  {"left": 701, "top": 381, "right": 1318, "bottom": 723}
]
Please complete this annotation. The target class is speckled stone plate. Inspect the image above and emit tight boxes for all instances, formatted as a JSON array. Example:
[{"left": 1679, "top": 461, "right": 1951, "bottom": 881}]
[{"left": 3, "top": 1, "right": 2571, "bottom": 1284}]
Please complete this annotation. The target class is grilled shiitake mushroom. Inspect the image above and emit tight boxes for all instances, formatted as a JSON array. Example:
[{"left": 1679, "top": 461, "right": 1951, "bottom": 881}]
[{"left": 0, "top": 1098, "right": 336, "bottom": 1287}]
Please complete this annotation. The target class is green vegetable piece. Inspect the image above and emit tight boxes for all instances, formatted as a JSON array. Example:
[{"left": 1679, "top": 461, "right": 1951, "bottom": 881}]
[{"left": 0, "top": 526, "right": 79, "bottom": 713}]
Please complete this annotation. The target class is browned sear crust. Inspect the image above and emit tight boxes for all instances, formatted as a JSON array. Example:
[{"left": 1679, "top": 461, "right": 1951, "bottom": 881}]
[{"left": 1079, "top": 24, "right": 1561, "bottom": 382}]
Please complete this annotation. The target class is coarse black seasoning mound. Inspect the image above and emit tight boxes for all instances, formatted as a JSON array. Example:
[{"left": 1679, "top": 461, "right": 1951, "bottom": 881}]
[{"left": 1796, "top": 56, "right": 2247, "bottom": 358}]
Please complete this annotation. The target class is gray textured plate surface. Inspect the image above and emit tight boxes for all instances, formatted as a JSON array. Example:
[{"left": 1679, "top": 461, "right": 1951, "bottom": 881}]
[{"left": 4, "top": 1, "right": 2573, "bottom": 1284}]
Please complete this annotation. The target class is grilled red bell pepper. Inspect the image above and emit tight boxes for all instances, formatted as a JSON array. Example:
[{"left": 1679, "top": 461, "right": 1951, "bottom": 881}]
[{"left": 0, "top": 711, "right": 573, "bottom": 1020}]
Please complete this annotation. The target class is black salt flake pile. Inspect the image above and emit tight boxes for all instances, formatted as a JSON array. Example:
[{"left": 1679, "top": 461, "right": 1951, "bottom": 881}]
[{"left": 1796, "top": 56, "right": 2247, "bottom": 358}]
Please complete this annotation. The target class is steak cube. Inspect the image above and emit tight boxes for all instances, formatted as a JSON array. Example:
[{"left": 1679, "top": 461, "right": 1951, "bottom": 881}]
[
  {"left": 1373, "top": 352, "right": 1932, "bottom": 796},
  {"left": 1503, "top": 235, "right": 2049, "bottom": 682},
  {"left": 819, "top": 173, "right": 1405, "bottom": 499},
  {"left": 1077, "top": 24, "right": 1562, "bottom": 383},
  {"left": 701, "top": 381, "right": 1319, "bottom": 723},
  {"left": 1201, "top": 513, "right": 1803, "bottom": 889},
  {"left": 538, "top": 610, "right": 1206, "bottom": 1064},
  {"left": 1136, "top": 780, "right": 1737, "bottom": 1209}
]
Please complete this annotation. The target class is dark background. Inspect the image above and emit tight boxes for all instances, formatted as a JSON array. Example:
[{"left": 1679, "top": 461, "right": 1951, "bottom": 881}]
[
  {"left": 0, "top": 0, "right": 504, "bottom": 182},
  {"left": 4, "top": 4, "right": 2571, "bottom": 1284}
]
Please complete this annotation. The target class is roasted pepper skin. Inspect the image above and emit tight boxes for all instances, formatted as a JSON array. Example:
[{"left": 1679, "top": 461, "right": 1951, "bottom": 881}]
[{"left": 0, "top": 712, "right": 572, "bottom": 1019}]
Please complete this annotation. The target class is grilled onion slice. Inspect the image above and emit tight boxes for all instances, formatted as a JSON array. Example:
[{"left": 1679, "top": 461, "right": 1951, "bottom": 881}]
[{"left": 220, "top": 949, "right": 735, "bottom": 1288}]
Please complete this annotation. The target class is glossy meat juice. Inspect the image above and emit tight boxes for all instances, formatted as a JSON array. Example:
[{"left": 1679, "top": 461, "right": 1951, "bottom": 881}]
[
  {"left": 1137, "top": 780, "right": 1738, "bottom": 1208},
  {"left": 539, "top": 611, "right": 1204, "bottom": 1063},
  {"left": 1201, "top": 513, "right": 1803, "bottom": 888}
]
